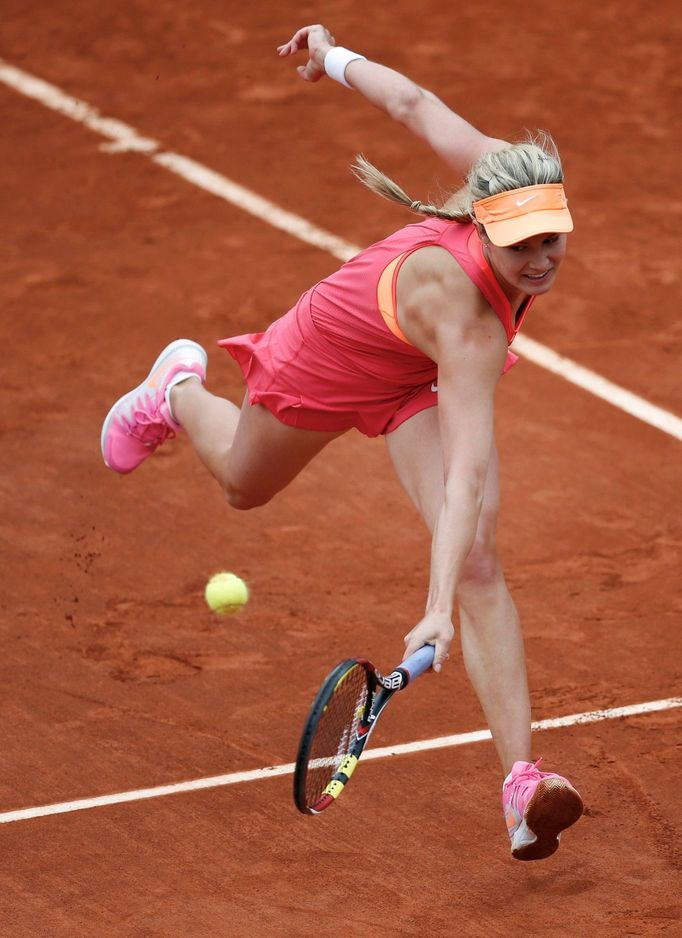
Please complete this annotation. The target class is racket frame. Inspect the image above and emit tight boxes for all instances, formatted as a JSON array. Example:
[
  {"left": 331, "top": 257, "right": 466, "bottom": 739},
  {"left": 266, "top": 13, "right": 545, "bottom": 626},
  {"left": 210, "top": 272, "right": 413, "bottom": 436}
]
[{"left": 293, "top": 645, "right": 434, "bottom": 815}]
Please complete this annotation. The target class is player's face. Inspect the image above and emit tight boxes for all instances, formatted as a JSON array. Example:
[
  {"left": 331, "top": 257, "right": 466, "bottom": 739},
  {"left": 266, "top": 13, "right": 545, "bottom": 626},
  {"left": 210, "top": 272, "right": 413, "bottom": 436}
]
[{"left": 485, "top": 232, "right": 568, "bottom": 299}]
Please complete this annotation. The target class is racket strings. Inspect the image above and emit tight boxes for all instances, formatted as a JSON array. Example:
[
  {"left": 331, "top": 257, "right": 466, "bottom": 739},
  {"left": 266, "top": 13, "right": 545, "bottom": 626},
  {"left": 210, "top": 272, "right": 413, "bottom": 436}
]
[{"left": 304, "top": 664, "right": 370, "bottom": 807}]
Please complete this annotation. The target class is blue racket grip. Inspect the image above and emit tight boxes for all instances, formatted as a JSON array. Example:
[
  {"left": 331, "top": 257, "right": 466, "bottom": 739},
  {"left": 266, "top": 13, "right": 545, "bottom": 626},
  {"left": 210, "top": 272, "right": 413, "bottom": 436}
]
[{"left": 399, "top": 644, "right": 436, "bottom": 684}]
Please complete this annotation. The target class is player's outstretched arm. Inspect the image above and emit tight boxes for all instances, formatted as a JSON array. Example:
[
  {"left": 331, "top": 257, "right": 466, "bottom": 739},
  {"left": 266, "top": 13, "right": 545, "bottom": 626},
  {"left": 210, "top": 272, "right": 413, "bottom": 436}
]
[
  {"left": 278, "top": 24, "right": 508, "bottom": 179},
  {"left": 401, "top": 331, "right": 505, "bottom": 670},
  {"left": 394, "top": 255, "right": 508, "bottom": 671}
]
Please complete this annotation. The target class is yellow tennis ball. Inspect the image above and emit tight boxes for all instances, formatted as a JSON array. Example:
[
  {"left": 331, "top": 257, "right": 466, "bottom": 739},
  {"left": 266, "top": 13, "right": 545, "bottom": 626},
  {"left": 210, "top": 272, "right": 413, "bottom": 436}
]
[{"left": 204, "top": 572, "right": 249, "bottom": 615}]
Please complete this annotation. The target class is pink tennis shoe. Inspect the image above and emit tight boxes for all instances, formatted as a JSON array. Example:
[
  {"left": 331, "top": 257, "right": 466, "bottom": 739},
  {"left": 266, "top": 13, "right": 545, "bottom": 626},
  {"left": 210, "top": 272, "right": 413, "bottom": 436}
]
[
  {"left": 101, "top": 339, "right": 207, "bottom": 474},
  {"left": 502, "top": 759, "right": 583, "bottom": 861}
]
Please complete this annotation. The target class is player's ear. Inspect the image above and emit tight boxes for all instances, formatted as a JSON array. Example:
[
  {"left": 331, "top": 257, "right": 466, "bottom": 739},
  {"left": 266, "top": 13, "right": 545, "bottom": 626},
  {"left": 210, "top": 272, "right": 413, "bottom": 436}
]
[{"left": 474, "top": 221, "right": 490, "bottom": 243}]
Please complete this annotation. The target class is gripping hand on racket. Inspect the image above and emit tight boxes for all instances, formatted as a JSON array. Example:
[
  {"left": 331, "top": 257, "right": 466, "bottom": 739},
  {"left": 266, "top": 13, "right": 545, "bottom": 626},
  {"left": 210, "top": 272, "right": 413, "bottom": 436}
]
[
  {"left": 403, "top": 611, "right": 454, "bottom": 674},
  {"left": 277, "top": 25, "right": 335, "bottom": 83}
]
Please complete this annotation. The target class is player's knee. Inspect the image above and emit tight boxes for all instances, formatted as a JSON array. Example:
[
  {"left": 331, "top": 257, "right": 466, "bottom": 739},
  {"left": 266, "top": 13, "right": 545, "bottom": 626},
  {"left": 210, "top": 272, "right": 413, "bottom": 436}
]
[
  {"left": 223, "top": 483, "right": 273, "bottom": 511},
  {"left": 460, "top": 532, "right": 499, "bottom": 590}
]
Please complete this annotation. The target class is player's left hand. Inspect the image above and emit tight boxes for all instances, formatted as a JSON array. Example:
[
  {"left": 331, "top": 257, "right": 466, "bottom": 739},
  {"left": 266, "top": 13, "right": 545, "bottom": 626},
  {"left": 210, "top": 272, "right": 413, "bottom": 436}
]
[{"left": 277, "top": 24, "right": 335, "bottom": 83}]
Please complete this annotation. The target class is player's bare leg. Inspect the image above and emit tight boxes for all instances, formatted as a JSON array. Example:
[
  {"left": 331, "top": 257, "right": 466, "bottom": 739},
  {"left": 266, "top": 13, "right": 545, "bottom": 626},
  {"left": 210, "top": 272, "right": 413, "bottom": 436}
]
[
  {"left": 171, "top": 378, "right": 344, "bottom": 509},
  {"left": 101, "top": 338, "right": 343, "bottom": 500},
  {"left": 456, "top": 521, "right": 532, "bottom": 776},
  {"left": 386, "top": 406, "right": 531, "bottom": 774}
]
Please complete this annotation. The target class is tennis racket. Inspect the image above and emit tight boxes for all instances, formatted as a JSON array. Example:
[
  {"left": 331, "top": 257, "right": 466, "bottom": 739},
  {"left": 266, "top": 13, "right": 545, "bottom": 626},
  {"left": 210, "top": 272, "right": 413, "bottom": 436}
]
[{"left": 293, "top": 643, "right": 435, "bottom": 814}]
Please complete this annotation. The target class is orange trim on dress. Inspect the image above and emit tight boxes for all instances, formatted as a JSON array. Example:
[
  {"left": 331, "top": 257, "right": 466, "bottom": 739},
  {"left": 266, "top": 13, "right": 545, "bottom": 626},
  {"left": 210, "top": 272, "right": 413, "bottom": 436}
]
[
  {"left": 377, "top": 229, "right": 534, "bottom": 349},
  {"left": 377, "top": 250, "right": 414, "bottom": 345}
]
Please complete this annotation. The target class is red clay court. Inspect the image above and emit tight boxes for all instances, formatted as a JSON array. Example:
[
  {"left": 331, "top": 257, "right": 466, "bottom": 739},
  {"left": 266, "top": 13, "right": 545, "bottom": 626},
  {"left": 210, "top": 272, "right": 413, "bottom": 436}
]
[{"left": 1, "top": 2, "right": 680, "bottom": 935}]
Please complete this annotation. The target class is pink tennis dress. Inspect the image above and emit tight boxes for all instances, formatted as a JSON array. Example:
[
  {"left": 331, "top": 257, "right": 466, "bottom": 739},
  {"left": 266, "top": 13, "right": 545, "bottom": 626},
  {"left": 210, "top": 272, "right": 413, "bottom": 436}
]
[{"left": 219, "top": 219, "right": 533, "bottom": 437}]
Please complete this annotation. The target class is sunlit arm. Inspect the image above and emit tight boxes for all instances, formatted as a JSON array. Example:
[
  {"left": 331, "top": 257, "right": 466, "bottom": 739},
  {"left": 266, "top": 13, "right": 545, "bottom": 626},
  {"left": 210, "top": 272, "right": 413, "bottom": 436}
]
[
  {"left": 397, "top": 251, "right": 509, "bottom": 666},
  {"left": 278, "top": 24, "right": 508, "bottom": 177},
  {"left": 345, "top": 60, "right": 508, "bottom": 177}
]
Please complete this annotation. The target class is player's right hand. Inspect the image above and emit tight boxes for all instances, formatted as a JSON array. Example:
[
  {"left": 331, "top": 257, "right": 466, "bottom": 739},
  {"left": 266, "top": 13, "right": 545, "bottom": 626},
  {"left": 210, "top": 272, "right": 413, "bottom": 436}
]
[
  {"left": 277, "top": 25, "right": 335, "bottom": 83},
  {"left": 403, "top": 612, "right": 454, "bottom": 674}
]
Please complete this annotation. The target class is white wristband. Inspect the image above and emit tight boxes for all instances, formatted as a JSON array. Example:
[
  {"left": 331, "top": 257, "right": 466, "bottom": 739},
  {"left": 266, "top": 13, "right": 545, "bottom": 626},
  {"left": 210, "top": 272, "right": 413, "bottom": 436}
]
[{"left": 324, "top": 46, "right": 367, "bottom": 88}]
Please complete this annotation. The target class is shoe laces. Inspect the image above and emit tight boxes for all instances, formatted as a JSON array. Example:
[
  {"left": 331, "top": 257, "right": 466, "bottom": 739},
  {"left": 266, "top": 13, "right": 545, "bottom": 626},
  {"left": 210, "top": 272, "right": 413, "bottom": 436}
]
[
  {"left": 504, "top": 759, "right": 546, "bottom": 814},
  {"left": 124, "top": 395, "right": 176, "bottom": 448},
  {"left": 511, "top": 758, "right": 544, "bottom": 786}
]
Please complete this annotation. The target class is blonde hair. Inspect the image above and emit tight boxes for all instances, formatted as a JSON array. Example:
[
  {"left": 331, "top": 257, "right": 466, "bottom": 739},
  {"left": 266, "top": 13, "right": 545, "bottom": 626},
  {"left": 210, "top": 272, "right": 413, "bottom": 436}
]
[{"left": 351, "top": 131, "right": 564, "bottom": 223}]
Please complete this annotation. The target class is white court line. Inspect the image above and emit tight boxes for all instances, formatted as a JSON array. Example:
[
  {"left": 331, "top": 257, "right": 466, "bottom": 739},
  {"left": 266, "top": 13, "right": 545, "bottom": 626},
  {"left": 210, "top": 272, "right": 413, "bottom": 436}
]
[
  {"left": 512, "top": 335, "right": 682, "bottom": 439},
  {"left": 0, "top": 60, "right": 358, "bottom": 262},
  {"left": 0, "top": 696, "right": 679, "bottom": 825},
  {"left": 1, "top": 59, "right": 681, "bottom": 442}
]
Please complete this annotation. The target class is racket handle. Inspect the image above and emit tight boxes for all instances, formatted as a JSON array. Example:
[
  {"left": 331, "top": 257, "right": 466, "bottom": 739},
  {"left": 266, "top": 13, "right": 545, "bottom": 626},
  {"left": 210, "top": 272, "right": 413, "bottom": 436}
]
[{"left": 399, "top": 644, "right": 436, "bottom": 684}]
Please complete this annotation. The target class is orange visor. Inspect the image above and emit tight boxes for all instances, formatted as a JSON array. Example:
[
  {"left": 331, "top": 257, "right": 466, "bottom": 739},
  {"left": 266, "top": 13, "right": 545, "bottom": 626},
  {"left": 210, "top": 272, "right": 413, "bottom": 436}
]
[{"left": 473, "top": 183, "right": 573, "bottom": 247}]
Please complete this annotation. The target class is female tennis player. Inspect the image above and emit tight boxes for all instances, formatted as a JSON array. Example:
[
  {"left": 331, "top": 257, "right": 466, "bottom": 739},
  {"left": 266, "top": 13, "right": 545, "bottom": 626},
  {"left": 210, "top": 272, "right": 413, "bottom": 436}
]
[{"left": 101, "top": 24, "right": 583, "bottom": 860}]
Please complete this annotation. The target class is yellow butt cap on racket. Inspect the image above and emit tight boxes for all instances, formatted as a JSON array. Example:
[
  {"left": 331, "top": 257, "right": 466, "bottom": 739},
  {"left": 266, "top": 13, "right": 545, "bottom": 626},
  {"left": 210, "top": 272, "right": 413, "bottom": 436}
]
[
  {"left": 322, "top": 755, "right": 359, "bottom": 800},
  {"left": 322, "top": 779, "right": 345, "bottom": 800},
  {"left": 336, "top": 755, "right": 358, "bottom": 780}
]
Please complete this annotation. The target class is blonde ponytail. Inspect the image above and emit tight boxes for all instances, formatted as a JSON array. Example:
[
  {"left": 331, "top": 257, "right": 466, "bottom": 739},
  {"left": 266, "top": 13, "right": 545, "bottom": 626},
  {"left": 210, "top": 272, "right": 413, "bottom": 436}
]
[
  {"left": 351, "top": 154, "right": 465, "bottom": 222},
  {"left": 351, "top": 131, "right": 564, "bottom": 222}
]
